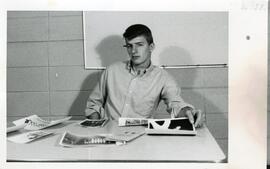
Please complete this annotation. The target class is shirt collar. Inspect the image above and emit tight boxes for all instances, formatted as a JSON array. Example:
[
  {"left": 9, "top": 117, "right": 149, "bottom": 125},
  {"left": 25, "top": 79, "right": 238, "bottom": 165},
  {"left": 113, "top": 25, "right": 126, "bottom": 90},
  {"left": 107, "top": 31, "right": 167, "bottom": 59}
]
[{"left": 126, "top": 60, "right": 154, "bottom": 76}]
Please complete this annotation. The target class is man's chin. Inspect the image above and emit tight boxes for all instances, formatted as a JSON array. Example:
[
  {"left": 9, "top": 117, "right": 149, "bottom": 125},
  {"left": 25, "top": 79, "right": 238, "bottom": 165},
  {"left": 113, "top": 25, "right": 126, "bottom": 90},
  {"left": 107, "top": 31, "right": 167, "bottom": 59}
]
[{"left": 131, "top": 60, "right": 141, "bottom": 65}]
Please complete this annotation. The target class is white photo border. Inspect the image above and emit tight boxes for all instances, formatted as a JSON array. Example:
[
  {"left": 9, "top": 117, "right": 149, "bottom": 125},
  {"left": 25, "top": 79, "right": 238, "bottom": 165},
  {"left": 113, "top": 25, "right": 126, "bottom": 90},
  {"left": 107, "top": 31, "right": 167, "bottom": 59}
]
[{"left": 1, "top": 0, "right": 268, "bottom": 169}]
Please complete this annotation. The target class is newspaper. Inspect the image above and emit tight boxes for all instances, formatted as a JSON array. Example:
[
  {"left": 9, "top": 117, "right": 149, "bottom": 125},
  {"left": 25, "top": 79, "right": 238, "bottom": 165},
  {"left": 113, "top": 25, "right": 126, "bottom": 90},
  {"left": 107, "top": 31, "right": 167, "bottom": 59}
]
[
  {"left": 7, "top": 130, "right": 53, "bottom": 144},
  {"left": 118, "top": 117, "right": 148, "bottom": 126},
  {"left": 7, "top": 115, "right": 71, "bottom": 132},
  {"left": 59, "top": 131, "right": 145, "bottom": 147}
]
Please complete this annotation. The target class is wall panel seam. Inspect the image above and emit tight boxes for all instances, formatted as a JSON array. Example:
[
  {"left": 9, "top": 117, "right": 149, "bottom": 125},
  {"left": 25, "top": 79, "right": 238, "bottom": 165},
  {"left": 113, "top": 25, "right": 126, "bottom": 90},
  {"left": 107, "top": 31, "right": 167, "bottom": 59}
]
[
  {"left": 8, "top": 39, "right": 83, "bottom": 43},
  {"left": 47, "top": 12, "right": 52, "bottom": 117},
  {"left": 7, "top": 16, "right": 49, "bottom": 20},
  {"left": 49, "top": 15, "right": 83, "bottom": 18},
  {"left": 7, "top": 91, "right": 50, "bottom": 93}
]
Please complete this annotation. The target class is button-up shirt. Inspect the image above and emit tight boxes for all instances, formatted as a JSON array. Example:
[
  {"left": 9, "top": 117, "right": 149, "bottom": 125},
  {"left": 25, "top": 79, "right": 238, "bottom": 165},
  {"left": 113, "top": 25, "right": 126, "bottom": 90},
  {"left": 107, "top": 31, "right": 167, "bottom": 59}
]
[{"left": 85, "top": 60, "right": 193, "bottom": 120}]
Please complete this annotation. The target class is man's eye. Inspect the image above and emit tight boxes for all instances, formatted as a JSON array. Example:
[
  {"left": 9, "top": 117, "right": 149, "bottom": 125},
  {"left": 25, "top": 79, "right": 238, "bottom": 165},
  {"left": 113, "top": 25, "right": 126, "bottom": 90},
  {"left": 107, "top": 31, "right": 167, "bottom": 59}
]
[
  {"left": 123, "top": 43, "right": 144, "bottom": 49},
  {"left": 123, "top": 44, "right": 131, "bottom": 48}
]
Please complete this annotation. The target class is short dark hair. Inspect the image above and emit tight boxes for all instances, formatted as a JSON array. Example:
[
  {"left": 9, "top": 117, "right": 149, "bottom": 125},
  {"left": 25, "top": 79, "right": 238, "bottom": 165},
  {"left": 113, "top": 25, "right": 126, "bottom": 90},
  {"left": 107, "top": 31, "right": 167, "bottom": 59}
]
[{"left": 123, "top": 24, "right": 154, "bottom": 44}]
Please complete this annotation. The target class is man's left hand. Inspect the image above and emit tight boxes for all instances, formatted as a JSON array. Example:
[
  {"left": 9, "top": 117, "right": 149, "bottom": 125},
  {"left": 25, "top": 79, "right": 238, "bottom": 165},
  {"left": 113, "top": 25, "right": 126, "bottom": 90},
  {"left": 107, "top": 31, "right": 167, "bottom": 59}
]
[{"left": 185, "top": 109, "right": 203, "bottom": 128}]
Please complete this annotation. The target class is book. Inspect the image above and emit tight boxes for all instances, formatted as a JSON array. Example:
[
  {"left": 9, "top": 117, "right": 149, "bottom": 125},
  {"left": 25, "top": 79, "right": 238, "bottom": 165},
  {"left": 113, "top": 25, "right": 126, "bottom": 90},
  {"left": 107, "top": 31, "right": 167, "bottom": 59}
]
[
  {"left": 118, "top": 117, "right": 148, "bottom": 126},
  {"left": 8, "top": 115, "right": 71, "bottom": 132},
  {"left": 145, "top": 117, "right": 197, "bottom": 136},
  {"left": 79, "top": 119, "right": 108, "bottom": 127},
  {"left": 59, "top": 130, "right": 145, "bottom": 147},
  {"left": 7, "top": 130, "right": 53, "bottom": 144}
]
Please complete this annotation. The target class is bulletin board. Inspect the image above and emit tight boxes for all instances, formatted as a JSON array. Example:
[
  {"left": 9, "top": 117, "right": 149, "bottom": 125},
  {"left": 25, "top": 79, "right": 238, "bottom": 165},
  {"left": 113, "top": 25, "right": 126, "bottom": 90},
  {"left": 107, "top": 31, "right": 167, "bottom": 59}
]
[{"left": 83, "top": 11, "right": 228, "bottom": 69}]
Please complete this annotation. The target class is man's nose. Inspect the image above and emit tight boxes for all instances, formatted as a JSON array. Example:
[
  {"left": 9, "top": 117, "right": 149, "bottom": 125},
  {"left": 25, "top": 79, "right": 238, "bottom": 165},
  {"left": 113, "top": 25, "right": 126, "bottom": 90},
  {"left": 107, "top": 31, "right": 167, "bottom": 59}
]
[{"left": 131, "top": 46, "right": 137, "bottom": 53}]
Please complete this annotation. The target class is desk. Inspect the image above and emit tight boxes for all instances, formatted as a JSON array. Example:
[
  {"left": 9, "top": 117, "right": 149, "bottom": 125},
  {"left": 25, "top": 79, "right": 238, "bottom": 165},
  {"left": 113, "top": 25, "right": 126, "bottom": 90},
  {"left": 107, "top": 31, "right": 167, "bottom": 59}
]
[{"left": 7, "top": 120, "right": 226, "bottom": 162}]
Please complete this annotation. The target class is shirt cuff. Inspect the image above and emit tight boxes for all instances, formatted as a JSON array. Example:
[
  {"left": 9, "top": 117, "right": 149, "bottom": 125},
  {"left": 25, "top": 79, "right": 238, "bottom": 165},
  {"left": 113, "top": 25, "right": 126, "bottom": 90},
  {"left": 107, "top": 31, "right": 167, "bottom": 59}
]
[{"left": 169, "top": 102, "right": 195, "bottom": 117}]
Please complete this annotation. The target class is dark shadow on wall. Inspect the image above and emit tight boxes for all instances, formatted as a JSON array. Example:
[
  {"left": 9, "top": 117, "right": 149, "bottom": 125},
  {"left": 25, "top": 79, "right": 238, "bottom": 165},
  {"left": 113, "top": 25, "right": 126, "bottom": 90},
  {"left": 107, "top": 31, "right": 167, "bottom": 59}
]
[
  {"left": 158, "top": 46, "right": 194, "bottom": 66},
  {"left": 95, "top": 35, "right": 128, "bottom": 67},
  {"left": 68, "top": 71, "right": 102, "bottom": 120},
  {"left": 68, "top": 35, "right": 127, "bottom": 119}
]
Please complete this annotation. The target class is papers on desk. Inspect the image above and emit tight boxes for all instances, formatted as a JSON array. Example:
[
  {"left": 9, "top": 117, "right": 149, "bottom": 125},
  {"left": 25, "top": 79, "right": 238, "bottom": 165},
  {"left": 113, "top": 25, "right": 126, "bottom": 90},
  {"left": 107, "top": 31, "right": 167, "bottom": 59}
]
[
  {"left": 105, "top": 131, "right": 145, "bottom": 142},
  {"left": 7, "top": 123, "right": 27, "bottom": 133},
  {"left": 79, "top": 119, "right": 108, "bottom": 127},
  {"left": 7, "top": 115, "right": 71, "bottom": 133},
  {"left": 8, "top": 130, "right": 53, "bottom": 144},
  {"left": 118, "top": 117, "right": 148, "bottom": 126},
  {"left": 145, "top": 117, "right": 197, "bottom": 136},
  {"left": 118, "top": 117, "right": 196, "bottom": 136},
  {"left": 59, "top": 131, "right": 145, "bottom": 147}
]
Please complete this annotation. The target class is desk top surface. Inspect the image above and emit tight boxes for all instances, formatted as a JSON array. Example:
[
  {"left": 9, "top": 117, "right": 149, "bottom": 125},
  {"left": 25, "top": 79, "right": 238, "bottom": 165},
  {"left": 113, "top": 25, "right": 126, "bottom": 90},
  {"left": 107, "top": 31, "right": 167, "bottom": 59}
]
[{"left": 7, "top": 120, "right": 226, "bottom": 162}]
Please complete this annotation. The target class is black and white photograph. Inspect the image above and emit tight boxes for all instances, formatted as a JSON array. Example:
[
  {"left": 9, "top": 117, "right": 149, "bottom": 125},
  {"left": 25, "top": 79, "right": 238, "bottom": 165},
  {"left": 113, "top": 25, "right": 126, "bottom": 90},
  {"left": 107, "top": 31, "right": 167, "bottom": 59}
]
[
  {"left": 6, "top": 10, "right": 228, "bottom": 163},
  {"left": 1, "top": 1, "right": 268, "bottom": 169}
]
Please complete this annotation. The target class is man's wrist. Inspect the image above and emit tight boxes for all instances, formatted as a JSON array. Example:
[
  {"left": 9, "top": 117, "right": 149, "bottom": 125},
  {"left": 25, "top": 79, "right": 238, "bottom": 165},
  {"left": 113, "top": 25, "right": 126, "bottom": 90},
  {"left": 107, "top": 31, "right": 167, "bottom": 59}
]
[
  {"left": 183, "top": 107, "right": 193, "bottom": 113},
  {"left": 179, "top": 106, "right": 194, "bottom": 117}
]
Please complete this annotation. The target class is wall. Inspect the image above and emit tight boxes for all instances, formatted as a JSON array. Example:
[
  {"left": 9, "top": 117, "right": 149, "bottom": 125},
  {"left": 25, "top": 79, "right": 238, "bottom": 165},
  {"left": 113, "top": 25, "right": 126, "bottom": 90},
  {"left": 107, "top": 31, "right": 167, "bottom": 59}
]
[{"left": 6, "top": 11, "right": 228, "bottom": 159}]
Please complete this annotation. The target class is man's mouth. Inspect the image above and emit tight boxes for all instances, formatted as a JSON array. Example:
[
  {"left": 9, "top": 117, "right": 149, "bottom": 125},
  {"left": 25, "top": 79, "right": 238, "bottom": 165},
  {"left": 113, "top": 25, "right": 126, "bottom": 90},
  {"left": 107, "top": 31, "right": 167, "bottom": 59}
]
[{"left": 132, "top": 56, "right": 140, "bottom": 59}]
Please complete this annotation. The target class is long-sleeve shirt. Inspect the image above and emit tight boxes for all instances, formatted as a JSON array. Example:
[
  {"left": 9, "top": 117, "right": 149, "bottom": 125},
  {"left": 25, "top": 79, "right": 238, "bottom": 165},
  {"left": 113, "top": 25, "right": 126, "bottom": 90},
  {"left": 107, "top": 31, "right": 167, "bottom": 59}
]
[{"left": 85, "top": 60, "right": 194, "bottom": 120}]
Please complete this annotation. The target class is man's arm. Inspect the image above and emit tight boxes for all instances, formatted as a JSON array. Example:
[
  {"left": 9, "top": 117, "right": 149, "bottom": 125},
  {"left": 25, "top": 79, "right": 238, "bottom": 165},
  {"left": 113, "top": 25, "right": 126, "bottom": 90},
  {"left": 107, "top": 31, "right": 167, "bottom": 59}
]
[
  {"left": 161, "top": 71, "right": 203, "bottom": 127},
  {"left": 85, "top": 70, "right": 107, "bottom": 119}
]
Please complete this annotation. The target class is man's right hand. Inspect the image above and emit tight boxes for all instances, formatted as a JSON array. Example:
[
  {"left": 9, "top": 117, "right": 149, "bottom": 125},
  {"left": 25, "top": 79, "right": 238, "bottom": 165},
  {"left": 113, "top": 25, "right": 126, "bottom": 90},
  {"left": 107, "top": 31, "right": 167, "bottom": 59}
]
[{"left": 86, "top": 112, "right": 100, "bottom": 119}]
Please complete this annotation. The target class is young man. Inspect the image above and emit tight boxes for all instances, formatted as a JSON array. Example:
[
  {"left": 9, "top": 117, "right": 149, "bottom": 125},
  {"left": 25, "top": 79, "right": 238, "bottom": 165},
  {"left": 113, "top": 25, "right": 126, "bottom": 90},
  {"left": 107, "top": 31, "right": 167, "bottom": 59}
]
[{"left": 85, "top": 24, "right": 203, "bottom": 127}]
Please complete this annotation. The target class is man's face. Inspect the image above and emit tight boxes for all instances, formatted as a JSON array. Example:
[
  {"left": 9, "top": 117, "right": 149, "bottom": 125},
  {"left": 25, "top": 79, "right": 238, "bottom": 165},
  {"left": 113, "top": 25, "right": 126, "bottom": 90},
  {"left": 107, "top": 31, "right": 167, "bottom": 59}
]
[{"left": 124, "top": 35, "right": 154, "bottom": 67}]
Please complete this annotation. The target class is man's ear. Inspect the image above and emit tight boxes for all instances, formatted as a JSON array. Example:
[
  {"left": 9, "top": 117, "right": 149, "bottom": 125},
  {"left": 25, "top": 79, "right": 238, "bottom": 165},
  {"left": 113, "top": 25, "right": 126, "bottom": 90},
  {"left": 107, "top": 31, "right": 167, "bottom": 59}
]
[{"left": 150, "top": 43, "right": 155, "bottom": 52}]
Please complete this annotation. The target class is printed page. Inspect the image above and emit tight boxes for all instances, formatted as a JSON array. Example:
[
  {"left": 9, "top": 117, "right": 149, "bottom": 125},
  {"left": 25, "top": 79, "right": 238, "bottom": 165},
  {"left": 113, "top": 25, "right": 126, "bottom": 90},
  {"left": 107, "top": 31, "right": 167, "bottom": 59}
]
[
  {"left": 59, "top": 132, "right": 123, "bottom": 147},
  {"left": 7, "top": 130, "right": 53, "bottom": 144},
  {"left": 12, "top": 115, "right": 71, "bottom": 130},
  {"left": 105, "top": 131, "right": 145, "bottom": 142}
]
